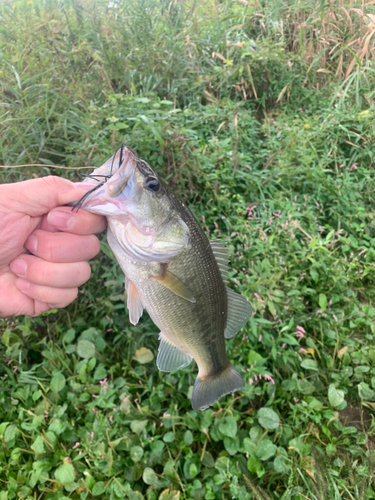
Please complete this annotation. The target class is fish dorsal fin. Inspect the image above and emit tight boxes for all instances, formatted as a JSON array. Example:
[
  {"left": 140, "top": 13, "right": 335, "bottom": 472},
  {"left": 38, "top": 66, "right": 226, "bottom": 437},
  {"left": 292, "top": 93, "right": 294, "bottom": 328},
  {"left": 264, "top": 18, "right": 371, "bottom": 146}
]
[
  {"left": 151, "top": 268, "right": 196, "bottom": 303},
  {"left": 157, "top": 333, "right": 193, "bottom": 372},
  {"left": 125, "top": 277, "right": 144, "bottom": 326},
  {"left": 225, "top": 288, "right": 252, "bottom": 339},
  {"left": 210, "top": 239, "right": 229, "bottom": 284}
]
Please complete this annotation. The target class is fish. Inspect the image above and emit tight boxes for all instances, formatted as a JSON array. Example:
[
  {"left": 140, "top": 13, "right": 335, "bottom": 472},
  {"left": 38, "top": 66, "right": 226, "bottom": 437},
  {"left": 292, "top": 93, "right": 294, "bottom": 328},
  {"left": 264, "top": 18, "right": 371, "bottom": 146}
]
[{"left": 75, "top": 146, "right": 252, "bottom": 410}]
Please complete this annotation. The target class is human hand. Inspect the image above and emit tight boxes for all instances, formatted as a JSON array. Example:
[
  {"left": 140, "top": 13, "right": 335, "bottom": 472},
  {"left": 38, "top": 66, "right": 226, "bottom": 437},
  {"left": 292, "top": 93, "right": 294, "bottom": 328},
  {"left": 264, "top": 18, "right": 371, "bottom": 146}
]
[{"left": 0, "top": 176, "right": 107, "bottom": 318}]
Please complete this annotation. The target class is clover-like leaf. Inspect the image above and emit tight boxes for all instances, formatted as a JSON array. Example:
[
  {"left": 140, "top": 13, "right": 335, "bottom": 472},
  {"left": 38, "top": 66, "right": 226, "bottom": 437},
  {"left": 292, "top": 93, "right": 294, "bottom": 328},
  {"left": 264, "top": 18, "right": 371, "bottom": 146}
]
[
  {"left": 257, "top": 408, "right": 280, "bottom": 430},
  {"left": 77, "top": 340, "right": 95, "bottom": 359},
  {"left": 54, "top": 463, "right": 75, "bottom": 485},
  {"left": 134, "top": 347, "right": 154, "bottom": 364}
]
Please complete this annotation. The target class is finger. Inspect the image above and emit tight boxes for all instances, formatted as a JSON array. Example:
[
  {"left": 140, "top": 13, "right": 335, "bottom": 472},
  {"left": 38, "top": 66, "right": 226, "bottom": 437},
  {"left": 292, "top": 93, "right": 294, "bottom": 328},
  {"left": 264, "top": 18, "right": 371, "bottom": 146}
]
[
  {"left": 47, "top": 207, "right": 107, "bottom": 235},
  {"left": 32, "top": 300, "right": 52, "bottom": 316},
  {"left": 0, "top": 176, "right": 95, "bottom": 217},
  {"left": 10, "top": 255, "right": 91, "bottom": 288},
  {"left": 24, "top": 230, "right": 100, "bottom": 263},
  {"left": 15, "top": 278, "right": 79, "bottom": 308}
]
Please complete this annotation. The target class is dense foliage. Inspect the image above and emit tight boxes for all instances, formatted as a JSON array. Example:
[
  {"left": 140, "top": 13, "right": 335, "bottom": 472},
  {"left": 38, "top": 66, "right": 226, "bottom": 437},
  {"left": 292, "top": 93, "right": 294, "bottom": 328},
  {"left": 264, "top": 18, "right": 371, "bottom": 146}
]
[{"left": 1, "top": 1, "right": 375, "bottom": 499}]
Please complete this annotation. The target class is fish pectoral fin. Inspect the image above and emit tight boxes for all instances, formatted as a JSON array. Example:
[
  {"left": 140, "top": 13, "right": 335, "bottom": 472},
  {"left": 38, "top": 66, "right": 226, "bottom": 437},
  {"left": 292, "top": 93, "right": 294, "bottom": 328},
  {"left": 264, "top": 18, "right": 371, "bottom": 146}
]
[
  {"left": 225, "top": 287, "right": 252, "bottom": 339},
  {"left": 157, "top": 333, "right": 193, "bottom": 372},
  {"left": 151, "top": 269, "right": 196, "bottom": 303},
  {"left": 125, "top": 277, "right": 144, "bottom": 325}
]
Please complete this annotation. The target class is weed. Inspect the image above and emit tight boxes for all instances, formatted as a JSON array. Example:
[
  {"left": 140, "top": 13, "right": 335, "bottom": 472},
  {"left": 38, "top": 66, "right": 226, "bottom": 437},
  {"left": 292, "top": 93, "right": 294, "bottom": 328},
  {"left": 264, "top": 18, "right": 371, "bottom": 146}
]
[{"left": 2, "top": 1, "right": 375, "bottom": 499}]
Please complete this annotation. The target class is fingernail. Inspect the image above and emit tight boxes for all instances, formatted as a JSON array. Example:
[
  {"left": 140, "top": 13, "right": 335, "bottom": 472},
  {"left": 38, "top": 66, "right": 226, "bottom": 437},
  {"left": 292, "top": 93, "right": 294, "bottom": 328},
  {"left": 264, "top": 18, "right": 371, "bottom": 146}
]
[
  {"left": 11, "top": 258, "right": 27, "bottom": 277},
  {"left": 25, "top": 235, "right": 38, "bottom": 254},
  {"left": 15, "top": 278, "right": 29, "bottom": 292},
  {"left": 47, "top": 210, "right": 74, "bottom": 229}
]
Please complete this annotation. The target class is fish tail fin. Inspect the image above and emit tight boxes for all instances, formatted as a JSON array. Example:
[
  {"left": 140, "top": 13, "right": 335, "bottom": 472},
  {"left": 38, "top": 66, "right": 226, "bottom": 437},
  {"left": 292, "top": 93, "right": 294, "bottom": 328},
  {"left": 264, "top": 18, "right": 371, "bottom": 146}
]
[{"left": 191, "top": 364, "right": 245, "bottom": 411}]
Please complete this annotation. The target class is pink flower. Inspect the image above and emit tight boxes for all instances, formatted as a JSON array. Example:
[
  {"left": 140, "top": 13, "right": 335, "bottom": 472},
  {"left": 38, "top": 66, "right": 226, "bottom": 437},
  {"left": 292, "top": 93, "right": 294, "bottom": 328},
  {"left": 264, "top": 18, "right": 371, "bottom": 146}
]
[
  {"left": 72, "top": 442, "right": 80, "bottom": 450},
  {"left": 264, "top": 374, "right": 275, "bottom": 384}
]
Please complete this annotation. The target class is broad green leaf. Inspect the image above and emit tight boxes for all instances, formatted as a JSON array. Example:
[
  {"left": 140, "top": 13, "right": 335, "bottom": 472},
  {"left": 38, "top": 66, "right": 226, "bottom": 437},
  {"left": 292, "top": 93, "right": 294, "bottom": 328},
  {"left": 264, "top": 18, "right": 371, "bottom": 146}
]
[
  {"left": 0, "top": 422, "right": 9, "bottom": 437},
  {"left": 243, "top": 438, "right": 257, "bottom": 456},
  {"left": 247, "top": 456, "right": 265, "bottom": 477},
  {"left": 128, "top": 493, "right": 144, "bottom": 500},
  {"left": 273, "top": 455, "right": 291, "bottom": 474},
  {"left": 257, "top": 408, "right": 280, "bottom": 430},
  {"left": 358, "top": 382, "right": 375, "bottom": 401},
  {"left": 301, "top": 359, "right": 319, "bottom": 371},
  {"left": 77, "top": 340, "right": 95, "bottom": 359},
  {"left": 4, "top": 424, "right": 19, "bottom": 444},
  {"left": 54, "top": 463, "right": 75, "bottom": 485},
  {"left": 163, "top": 432, "right": 175, "bottom": 443},
  {"left": 50, "top": 372, "right": 66, "bottom": 393},
  {"left": 218, "top": 416, "right": 237, "bottom": 437},
  {"left": 256, "top": 440, "right": 277, "bottom": 461},
  {"left": 223, "top": 436, "right": 238, "bottom": 456},
  {"left": 249, "top": 426, "right": 263, "bottom": 443},
  {"left": 328, "top": 384, "right": 345, "bottom": 408},
  {"left": 247, "top": 350, "right": 265, "bottom": 366},
  {"left": 134, "top": 347, "right": 154, "bottom": 364},
  {"left": 319, "top": 293, "right": 327, "bottom": 311},
  {"left": 63, "top": 329, "right": 75, "bottom": 344},
  {"left": 31, "top": 435, "right": 44, "bottom": 454},
  {"left": 184, "top": 430, "right": 193, "bottom": 446},
  {"left": 130, "top": 446, "right": 144, "bottom": 462},
  {"left": 130, "top": 420, "right": 148, "bottom": 435},
  {"left": 189, "top": 463, "right": 198, "bottom": 477},
  {"left": 143, "top": 467, "right": 159, "bottom": 486},
  {"left": 92, "top": 482, "right": 106, "bottom": 495}
]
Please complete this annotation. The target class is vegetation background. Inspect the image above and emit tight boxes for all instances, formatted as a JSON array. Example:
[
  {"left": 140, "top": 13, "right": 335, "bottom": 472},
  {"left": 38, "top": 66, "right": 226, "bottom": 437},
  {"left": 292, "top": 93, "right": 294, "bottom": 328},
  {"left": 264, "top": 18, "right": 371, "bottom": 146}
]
[{"left": 1, "top": 0, "right": 375, "bottom": 498}]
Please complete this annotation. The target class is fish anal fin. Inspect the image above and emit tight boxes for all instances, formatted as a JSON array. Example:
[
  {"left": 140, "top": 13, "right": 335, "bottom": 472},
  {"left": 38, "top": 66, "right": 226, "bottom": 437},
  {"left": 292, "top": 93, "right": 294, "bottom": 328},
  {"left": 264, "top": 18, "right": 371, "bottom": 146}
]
[
  {"left": 191, "top": 363, "right": 245, "bottom": 411},
  {"left": 225, "top": 287, "right": 252, "bottom": 339},
  {"left": 151, "top": 268, "right": 196, "bottom": 303},
  {"left": 210, "top": 239, "right": 229, "bottom": 284},
  {"left": 125, "top": 277, "right": 144, "bottom": 326},
  {"left": 157, "top": 333, "right": 193, "bottom": 372}
]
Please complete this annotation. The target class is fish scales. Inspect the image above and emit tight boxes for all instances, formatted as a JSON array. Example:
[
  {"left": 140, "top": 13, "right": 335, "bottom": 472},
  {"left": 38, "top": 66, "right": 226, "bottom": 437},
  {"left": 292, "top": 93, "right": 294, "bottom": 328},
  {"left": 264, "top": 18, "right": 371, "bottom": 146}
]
[
  {"left": 77, "top": 146, "right": 252, "bottom": 410},
  {"left": 119, "top": 199, "right": 229, "bottom": 375}
]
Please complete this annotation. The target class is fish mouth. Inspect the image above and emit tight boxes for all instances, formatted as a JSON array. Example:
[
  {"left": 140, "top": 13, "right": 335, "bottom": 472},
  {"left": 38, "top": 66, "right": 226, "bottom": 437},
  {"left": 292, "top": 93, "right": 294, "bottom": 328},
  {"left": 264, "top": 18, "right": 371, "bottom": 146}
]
[{"left": 73, "top": 146, "right": 137, "bottom": 214}]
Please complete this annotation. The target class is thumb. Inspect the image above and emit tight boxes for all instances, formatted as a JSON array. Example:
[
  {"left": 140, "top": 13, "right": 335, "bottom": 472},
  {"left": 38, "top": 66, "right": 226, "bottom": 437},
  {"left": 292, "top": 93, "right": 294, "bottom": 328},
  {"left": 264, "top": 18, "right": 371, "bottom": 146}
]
[{"left": 1, "top": 176, "right": 93, "bottom": 217}]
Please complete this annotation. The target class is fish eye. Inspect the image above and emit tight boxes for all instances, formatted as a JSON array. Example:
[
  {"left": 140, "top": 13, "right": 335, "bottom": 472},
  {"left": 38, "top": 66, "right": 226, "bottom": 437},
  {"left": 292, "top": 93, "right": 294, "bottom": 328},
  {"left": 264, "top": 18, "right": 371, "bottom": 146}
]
[{"left": 145, "top": 177, "right": 160, "bottom": 193}]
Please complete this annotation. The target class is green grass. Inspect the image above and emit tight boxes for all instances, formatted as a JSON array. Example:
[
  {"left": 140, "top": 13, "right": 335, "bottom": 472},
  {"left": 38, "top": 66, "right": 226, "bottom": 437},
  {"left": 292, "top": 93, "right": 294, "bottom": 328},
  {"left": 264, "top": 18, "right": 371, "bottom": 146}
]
[{"left": 2, "top": 1, "right": 375, "bottom": 499}]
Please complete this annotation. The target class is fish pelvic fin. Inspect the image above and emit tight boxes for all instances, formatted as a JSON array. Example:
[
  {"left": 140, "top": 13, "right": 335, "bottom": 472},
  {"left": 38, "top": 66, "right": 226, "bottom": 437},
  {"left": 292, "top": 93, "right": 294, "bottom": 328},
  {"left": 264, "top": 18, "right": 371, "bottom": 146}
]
[
  {"left": 125, "top": 277, "right": 144, "bottom": 325},
  {"left": 225, "top": 288, "right": 252, "bottom": 339},
  {"left": 157, "top": 333, "right": 193, "bottom": 372},
  {"left": 191, "top": 364, "right": 245, "bottom": 411}
]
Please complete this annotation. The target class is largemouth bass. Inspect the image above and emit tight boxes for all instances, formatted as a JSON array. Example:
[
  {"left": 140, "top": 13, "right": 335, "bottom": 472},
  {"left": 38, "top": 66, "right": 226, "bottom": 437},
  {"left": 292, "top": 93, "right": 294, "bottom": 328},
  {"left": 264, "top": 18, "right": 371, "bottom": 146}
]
[{"left": 76, "top": 146, "right": 252, "bottom": 410}]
